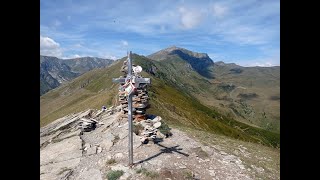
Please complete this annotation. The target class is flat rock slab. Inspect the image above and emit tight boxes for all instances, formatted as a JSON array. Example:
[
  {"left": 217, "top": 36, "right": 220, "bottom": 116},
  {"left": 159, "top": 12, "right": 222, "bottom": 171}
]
[
  {"left": 40, "top": 157, "right": 81, "bottom": 180},
  {"left": 40, "top": 135, "right": 82, "bottom": 165},
  {"left": 76, "top": 168, "right": 103, "bottom": 180}
]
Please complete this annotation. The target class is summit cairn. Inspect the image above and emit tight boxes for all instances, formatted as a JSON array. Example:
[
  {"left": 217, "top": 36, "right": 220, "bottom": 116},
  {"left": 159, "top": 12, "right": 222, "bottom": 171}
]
[
  {"left": 113, "top": 51, "right": 168, "bottom": 166},
  {"left": 115, "top": 52, "right": 166, "bottom": 144}
]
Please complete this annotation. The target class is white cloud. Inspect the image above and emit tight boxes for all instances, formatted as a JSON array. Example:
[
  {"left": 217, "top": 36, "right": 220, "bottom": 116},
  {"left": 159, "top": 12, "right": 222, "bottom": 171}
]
[
  {"left": 61, "top": 54, "right": 81, "bottom": 59},
  {"left": 104, "top": 55, "right": 117, "bottom": 60},
  {"left": 40, "top": 35, "right": 63, "bottom": 57},
  {"left": 121, "top": 40, "right": 128, "bottom": 47},
  {"left": 211, "top": 4, "right": 227, "bottom": 17},
  {"left": 179, "top": 7, "right": 203, "bottom": 29},
  {"left": 72, "top": 54, "right": 81, "bottom": 58},
  {"left": 40, "top": 0, "right": 279, "bottom": 62},
  {"left": 245, "top": 55, "right": 280, "bottom": 67},
  {"left": 249, "top": 62, "right": 274, "bottom": 67}
]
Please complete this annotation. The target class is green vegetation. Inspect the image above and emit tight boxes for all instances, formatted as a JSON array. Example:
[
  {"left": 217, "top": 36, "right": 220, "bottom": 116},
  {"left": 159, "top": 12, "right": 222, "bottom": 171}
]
[
  {"left": 112, "top": 135, "right": 120, "bottom": 144},
  {"left": 40, "top": 60, "right": 122, "bottom": 127},
  {"left": 106, "top": 158, "right": 116, "bottom": 165},
  {"left": 136, "top": 168, "right": 159, "bottom": 178},
  {"left": 183, "top": 170, "right": 194, "bottom": 180},
  {"left": 158, "top": 121, "right": 172, "bottom": 137},
  {"left": 40, "top": 54, "right": 279, "bottom": 148},
  {"left": 146, "top": 75, "right": 279, "bottom": 147},
  {"left": 106, "top": 170, "right": 124, "bottom": 180},
  {"left": 134, "top": 53, "right": 280, "bottom": 133}
]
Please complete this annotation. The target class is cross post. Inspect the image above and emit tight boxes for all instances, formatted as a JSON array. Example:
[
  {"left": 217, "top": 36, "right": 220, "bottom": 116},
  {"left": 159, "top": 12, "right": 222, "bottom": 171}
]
[{"left": 112, "top": 51, "right": 151, "bottom": 167}]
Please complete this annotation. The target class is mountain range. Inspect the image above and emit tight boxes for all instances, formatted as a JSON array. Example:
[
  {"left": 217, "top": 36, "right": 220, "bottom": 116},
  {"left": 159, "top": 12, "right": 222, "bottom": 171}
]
[
  {"left": 40, "top": 55, "right": 113, "bottom": 95},
  {"left": 40, "top": 46, "right": 280, "bottom": 148}
]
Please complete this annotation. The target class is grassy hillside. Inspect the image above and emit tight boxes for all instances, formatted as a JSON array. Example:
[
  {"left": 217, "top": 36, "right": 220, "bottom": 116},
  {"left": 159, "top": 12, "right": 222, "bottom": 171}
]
[
  {"left": 40, "top": 55, "right": 279, "bottom": 148},
  {"left": 40, "top": 55, "right": 113, "bottom": 96},
  {"left": 134, "top": 54, "right": 280, "bottom": 132},
  {"left": 40, "top": 60, "right": 122, "bottom": 126},
  {"left": 134, "top": 55, "right": 279, "bottom": 147}
]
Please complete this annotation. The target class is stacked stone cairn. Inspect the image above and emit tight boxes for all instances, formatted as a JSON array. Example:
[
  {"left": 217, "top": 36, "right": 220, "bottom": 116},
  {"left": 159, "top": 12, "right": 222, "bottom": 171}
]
[
  {"left": 117, "top": 58, "right": 165, "bottom": 144},
  {"left": 137, "top": 116, "right": 164, "bottom": 144}
]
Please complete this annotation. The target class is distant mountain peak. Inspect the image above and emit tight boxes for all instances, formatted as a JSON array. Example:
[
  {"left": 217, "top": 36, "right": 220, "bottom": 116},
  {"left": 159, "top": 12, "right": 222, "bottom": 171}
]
[
  {"left": 148, "top": 46, "right": 210, "bottom": 60},
  {"left": 215, "top": 61, "right": 226, "bottom": 66},
  {"left": 147, "top": 46, "right": 214, "bottom": 78},
  {"left": 162, "top": 45, "right": 183, "bottom": 52}
]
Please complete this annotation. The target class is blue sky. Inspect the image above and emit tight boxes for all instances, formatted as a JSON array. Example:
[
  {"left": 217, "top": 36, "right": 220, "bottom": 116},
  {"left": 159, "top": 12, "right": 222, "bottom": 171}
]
[{"left": 40, "top": 0, "right": 279, "bottom": 67}]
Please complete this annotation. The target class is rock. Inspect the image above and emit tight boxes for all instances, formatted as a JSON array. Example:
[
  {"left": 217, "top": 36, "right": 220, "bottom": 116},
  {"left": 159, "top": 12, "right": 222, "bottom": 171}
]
[
  {"left": 87, "top": 146, "right": 97, "bottom": 155},
  {"left": 84, "top": 143, "right": 91, "bottom": 151},
  {"left": 79, "top": 118, "right": 97, "bottom": 132},
  {"left": 110, "top": 164, "right": 134, "bottom": 180},
  {"left": 55, "top": 129, "right": 81, "bottom": 142},
  {"left": 114, "top": 153, "right": 124, "bottom": 159},
  {"left": 153, "top": 122, "right": 161, "bottom": 128},
  {"left": 140, "top": 120, "right": 151, "bottom": 127},
  {"left": 40, "top": 135, "right": 82, "bottom": 166},
  {"left": 100, "top": 138, "right": 113, "bottom": 151},
  {"left": 96, "top": 146, "right": 102, "bottom": 153},
  {"left": 152, "top": 116, "right": 162, "bottom": 122},
  {"left": 209, "top": 169, "right": 216, "bottom": 176},
  {"left": 220, "top": 151, "right": 227, "bottom": 155},
  {"left": 99, "top": 133, "right": 114, "bottom": 150},
  {"left": 77, "top": 168, "right": 102, "bottom": 180},
  {"left": 41, "top": 159, "right": 80, "bottom": 180},
  {"left": 140, "top": 136, "right": 148, "bottom": 144},
  {"left": 156, "top": 131, "right": 166, "bottom": 138}
]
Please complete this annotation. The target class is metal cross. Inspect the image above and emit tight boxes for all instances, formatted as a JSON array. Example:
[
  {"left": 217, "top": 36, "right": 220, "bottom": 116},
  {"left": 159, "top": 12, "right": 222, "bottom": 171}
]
[{"left": 112, "top": 51, "right": 151, "bottom": 166}]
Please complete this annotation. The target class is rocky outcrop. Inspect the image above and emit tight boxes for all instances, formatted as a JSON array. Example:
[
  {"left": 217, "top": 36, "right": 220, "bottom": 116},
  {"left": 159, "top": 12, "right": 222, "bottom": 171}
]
[{"left": 40, "top": 106, "right": 280, "bottom": 180}]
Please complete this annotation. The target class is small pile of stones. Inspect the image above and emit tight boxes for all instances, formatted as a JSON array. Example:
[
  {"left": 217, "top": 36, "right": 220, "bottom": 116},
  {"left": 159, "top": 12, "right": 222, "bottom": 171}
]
[{"left": 134, "top": 116, "right": 165, "bottom": 144}]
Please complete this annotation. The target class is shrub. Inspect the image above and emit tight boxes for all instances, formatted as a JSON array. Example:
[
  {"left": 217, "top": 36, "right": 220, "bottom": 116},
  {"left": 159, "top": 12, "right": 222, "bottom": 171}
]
[
  {"left": 106, "top": 170, "right": 124, "bottom": 180},
  {"left": 106, "top": 158, "right": 116, "bottom": 165},
  {"left": 183, "top": 170, "right": 194, "bottom": 179},
  {"left": 112, "top": 135, "right": 120, "bottom": 144},
  {"left": 158, "top": 121, "right": 172, "bottom": 137},
  {"left": 136, "top": 168, "right": 159, "bottom": 178}
]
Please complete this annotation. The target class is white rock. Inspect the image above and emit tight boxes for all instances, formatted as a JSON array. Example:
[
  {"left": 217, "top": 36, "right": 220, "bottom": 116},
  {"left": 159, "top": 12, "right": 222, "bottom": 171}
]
[
  {"left": 87, "top": 146, "right": 97, "bottom": 155},
  {"left": 152, "top": 116, "right": 162, "bottom": 122},
  {"left": 209, "top": 169, "right": 216, "bottom": 176},
  {"left": 114, "top": 153, "right": 124, "bottom": 159},
  {"left": 40, "top": 135, "right": 82, "bottom": 166},
  {"left": 96, "top": 146, "right": 102, "bottom": 153},
  {"left": 153, "top": 122, "right": 161, "bottom": 128},
  {"left": 77, "top": 168, "right": 102, "bottom": 180}
]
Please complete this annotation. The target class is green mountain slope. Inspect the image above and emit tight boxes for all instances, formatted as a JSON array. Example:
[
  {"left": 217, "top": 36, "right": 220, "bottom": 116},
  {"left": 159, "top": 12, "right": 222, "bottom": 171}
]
[
  {"left": 40, "top": 54, "right": 279, "bottom": 148},
  {"left": 40, "top": 55, "right": 113, "bottom": 96},
  {"left": 147, "top": 47, "right": 280, "bottom": 133}
]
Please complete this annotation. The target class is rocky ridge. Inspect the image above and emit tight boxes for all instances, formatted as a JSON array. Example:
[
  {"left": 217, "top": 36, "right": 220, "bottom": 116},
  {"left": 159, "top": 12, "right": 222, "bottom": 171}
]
[{"left": 40, "top": 106, "right": 278, "bottom": 180}]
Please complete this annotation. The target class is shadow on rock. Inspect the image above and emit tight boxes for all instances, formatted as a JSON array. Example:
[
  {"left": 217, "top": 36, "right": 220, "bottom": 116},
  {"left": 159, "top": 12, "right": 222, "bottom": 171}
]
[{"left": 135, "top": 144, "right": 189, "bottom": 165}]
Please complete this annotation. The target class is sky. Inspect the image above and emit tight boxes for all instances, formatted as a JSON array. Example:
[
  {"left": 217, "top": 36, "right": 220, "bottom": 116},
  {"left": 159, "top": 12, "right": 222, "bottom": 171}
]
[{"left": 40, "top": 0, "right": 280, "bottom": 67}]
